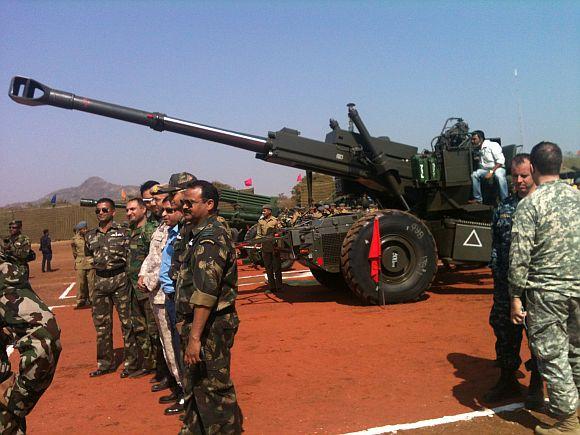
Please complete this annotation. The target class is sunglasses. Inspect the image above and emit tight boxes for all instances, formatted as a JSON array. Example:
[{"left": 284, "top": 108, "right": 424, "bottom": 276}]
[
  {"left": 9, "top": 226, "right": 19, "bottom": 229},
  {"left": 95, "top": 208, "right": 110, "bottom": 214},
  {"left": 181, "top": 199, "right": 207, "bottom": 208},
  {"left": 163, "top": 207, "right": 175, "bottom": 214}
]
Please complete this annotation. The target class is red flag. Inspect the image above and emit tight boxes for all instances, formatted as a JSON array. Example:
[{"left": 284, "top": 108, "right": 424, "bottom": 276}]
[
  {"left": 368, "top": 217, "right": 381, "bottom": 284},
  {"left": 296, "top": 173, "right": 303, "bottom": 182},
  {"left": 244, "top": 178, "right": 253, "bottom": 187}
]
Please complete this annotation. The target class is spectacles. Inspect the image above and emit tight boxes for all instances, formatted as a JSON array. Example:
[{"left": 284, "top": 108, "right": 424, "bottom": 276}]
[
  {"left": 95, "top": 208, "right": 110, "bottom": 214},
  {"left": 163, "top": 207, "right": 175, "bottom": 214},
  {"left": 181, "top": 199, "right": 207, "bottom": 208},
  {"left": 8, "top": 226, "right": 19, "bottom": 229}
]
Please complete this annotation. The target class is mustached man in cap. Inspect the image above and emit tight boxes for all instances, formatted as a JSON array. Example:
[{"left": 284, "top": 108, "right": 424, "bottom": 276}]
[{"left": 257, "top": 204, "right": 283, "bottom": 293}]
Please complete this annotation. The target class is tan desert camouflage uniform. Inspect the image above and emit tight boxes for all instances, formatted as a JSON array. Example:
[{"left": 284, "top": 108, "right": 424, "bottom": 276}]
[
  {"left": 176, "top": 214, "right": 242, "bottom": 435},
  {"left": 0, "top": 252, "right": 61, "bottom": 434},
  {"left": 509, "top": 180, "right": 580, "bottom": 417}
]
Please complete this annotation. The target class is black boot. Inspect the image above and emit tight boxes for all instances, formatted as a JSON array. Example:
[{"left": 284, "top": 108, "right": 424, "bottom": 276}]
[
  {"left": 524, "top": 369, "right": 545, "bottom": 411},
  {"left": 483, "top": 369, "right": 522, "bottom": 403}
]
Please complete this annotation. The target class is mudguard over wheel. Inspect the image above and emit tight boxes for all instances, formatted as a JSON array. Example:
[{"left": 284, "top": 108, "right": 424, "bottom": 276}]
[
  {"left": 309, "top": 267, "right": 346, "bottom": 291},
  {"left": 340, "top": 210, "right": 437, "bottom": 304}
]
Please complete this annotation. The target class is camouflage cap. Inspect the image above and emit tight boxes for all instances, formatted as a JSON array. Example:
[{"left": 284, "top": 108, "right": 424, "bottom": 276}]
[
  {"left": 8, "top": 220, "right": 22, "bottom": 227},
  {"left": 262, "top": 204, "right": 273, "bottom": 210},
  {"left": 155, "top": 172, "right": 197, "bottom": 194}
]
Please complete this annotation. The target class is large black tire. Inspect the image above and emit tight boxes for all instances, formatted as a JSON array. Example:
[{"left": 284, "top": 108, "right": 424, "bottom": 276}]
[
  {"left": 309, "top": 267, "right": 346, "bottom": 291},
  {"left": 340, "top": 210, "right": 437, "bottom": 304}
]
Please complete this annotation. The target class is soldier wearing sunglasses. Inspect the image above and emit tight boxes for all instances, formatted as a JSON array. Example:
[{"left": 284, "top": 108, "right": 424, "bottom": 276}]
[{"left": 84, "top": 198, "right": 139, "bottom": 378}]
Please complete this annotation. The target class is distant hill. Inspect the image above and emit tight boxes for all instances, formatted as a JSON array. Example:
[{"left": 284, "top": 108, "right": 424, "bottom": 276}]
[{"left": 2, "top": 176, "right": 140, "bottom": 209}]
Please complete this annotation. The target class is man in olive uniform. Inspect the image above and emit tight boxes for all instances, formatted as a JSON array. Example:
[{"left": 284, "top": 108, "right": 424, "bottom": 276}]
[
  {"left": 509, "top": 142, "right": 580, "bottom": 435},
  {"left": 85, "top": 198, "right": 140, "bottom": 378},
  {"left": 71, "top": 221, "right": 95, "bottom": 309},
  {"left": 140, "top": 180, "right": 162, "bottom": 224},
  {"left": 257, "top": 205, "right": 283, "bottom": 293},
  {"left": 484, "top": 154, "right": 544, "bottom": 409},
  {"left": 126, "top": 198, "right": 160, "bottom": 378},
  {"left": 177, "top": 180, "right": 242, "bottom": 435},
  {"left": 2, "top": 221, "right": 32, "bottom": 280},
  {"left": 0, "top": 250, "right": 61, "bottom": 434}
]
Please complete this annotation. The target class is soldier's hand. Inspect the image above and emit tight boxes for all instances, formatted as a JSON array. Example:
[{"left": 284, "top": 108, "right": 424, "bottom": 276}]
[
  {"left": 137, "top": 276, "right": 147, "bottom": 291},
  {"left": 0, "top": 372, "right": 15, "bottom": 408},
  {"left": 510, "top": 298, "right": 526, "bottom": 325},
  {"left": 484, "top": 171, "right": 494, "bottom": 180},
  {"left": 184, "top": 337, "right": 202, "bottom": 366}
]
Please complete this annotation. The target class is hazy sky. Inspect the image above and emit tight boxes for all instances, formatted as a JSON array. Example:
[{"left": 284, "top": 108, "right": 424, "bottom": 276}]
[{"left": 1, "top": 1, "right": 578, "bottom": 206}]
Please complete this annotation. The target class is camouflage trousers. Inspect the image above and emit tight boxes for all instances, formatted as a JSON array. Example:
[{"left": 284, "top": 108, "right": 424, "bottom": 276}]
[
  {"left": 489, "top": 277, "right": 524, "bottom": 371},
  {"left": 130, "top": 286, "right": 159, "bottom": 371},
  {"left": 0, "top": 284, "right": 61, "bottom": 434},
  {"left": 179, "top": 312, "right": 242, "bottom": 435},
  {"left": 526, "top": 290, "right": 580, "bottom": 416},
  {"left": 76, "top": 268, "right": 95, "bottom": 305},
  {"left": 92, "top": 272, "right": 139, "bottom": 371}
]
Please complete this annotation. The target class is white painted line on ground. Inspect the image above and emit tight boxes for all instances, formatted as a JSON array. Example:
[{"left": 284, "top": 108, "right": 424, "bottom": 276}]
[
  {"left": 59, "top": 282, "right": 76, "bottom": 300},
  {"left": 238, "top": 271, "right": 315, "bottom": 287},
  {"left": 240, "top": 270, "right": 313, "bottom": 280},
  {"left": 49, "top": 304, "right": 71, "bottom": 310},
  {"left": 342, "top": 402, "right": 524, "bottom": 435}
]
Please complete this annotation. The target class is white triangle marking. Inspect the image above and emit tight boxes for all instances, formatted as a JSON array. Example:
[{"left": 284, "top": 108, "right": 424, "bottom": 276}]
[{"left": 463, "top": 229, "right": 483, "bottom": 248}]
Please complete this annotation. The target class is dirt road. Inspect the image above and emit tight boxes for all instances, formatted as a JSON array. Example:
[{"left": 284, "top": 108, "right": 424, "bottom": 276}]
[{"left": 15, "top": 241, "right": 550, "bottom": 434}]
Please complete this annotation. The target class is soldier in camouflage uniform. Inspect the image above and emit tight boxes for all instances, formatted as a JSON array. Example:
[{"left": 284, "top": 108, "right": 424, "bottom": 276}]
[
  {"left": 71, "top": 221, "right": 95, "bottom": 308},
  {"left": 2, "top": 221, "right": 32, "bottom": 281},
  {"left": 177, "top": 181, "right": 242, "bottom": 435},
  {"left": 0, "top": 251, "right": 61, "bottom": 434},
  {"left": 85, "top": 198, "right": 140, "bottom": 378},
  {"left": 126, "top": 198, "right": 159, "bottom": 377},
  {"left": 485, "top": 154, "right": 544, "bottom": 409},
  {"left": 509, "top": 142, "right": 580, "bottom": 435}
]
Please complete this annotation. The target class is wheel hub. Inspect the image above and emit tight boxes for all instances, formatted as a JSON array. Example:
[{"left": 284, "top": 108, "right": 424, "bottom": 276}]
[{"left": 380, "top": 236, "right": 415, "bottom": 281}]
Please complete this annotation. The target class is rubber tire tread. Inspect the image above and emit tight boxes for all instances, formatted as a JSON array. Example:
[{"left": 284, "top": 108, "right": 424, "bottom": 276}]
[{"left": 340, "top": 210, "right": 438, "bottom": 304}]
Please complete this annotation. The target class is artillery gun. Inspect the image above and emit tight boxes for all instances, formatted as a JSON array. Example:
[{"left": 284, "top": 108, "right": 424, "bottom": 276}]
[{"left": 10, "top": 77, "right": 509, "bottom": 304}]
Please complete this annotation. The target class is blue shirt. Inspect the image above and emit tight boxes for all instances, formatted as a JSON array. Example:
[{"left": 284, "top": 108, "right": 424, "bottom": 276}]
[{"left": 159, "top": 224, "right": 179, "bottom": 294}]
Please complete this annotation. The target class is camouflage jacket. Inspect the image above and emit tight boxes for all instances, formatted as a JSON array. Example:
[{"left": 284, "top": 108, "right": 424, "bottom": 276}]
[
  {"left": 84, "top": 222, "right": 129, "bottom": 271},
  {"left": 509, "top": 180, "right": 580, "bottom": 297},
  {"left": 2, "top": 234, "right": 31, "bottom": 265},
  {"left": 126, "top": 220, "right": 157, "bottom": 297},
  {"left": 71, "top": 233, "right": 93, "bottom": 270},
  {"left": 176, "top": 215, "right": 237, "bottom": 321},
  {"left": 140, "top": 222, "right": 169, "bottom": 304},
  {"left": 170, "top": 221, "right": 194, "bottom": 282},
  {"left": 0, "top": 253, "right": 28, "bottom": 289},
  {"left": 490, "top": 194, "right": 521, "bottom": 276},
  {"left": 257, "top": 216, "right": 280, "bottom": 252}
]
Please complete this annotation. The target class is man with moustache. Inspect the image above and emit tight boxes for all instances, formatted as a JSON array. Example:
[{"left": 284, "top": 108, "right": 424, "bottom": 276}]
[
  {"left": 125, "top": 198, "right": 159, "bottom": 378},
  {"left": 484, "top": 154, "right": 544, "bottom": 410},
  {"left": 85, "top": 198, "right": 138, "bottom": 378},
  {"left": 141, "top": 180, "right": 162, "bottom": 224},
  {"left": 177, "top": 180, "right": 241, "bottom": 434}
]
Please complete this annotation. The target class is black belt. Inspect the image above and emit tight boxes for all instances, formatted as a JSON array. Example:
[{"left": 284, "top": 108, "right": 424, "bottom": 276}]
[
  {"left": 95, "top": 268, "right": 125, "bottom": 278},
  {"left": 181, "top": 304, "right": 236, "bottom": 323}
]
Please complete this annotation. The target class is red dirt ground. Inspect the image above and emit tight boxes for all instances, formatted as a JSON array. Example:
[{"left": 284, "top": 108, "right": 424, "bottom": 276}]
[{"left": 15, "top": 241, "right": 551, "bottom": 434}]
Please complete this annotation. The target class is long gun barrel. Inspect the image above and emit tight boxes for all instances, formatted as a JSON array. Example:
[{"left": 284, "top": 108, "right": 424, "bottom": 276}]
[{"left": 9, "top": 77, "right": 267, "bottom": 154}]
